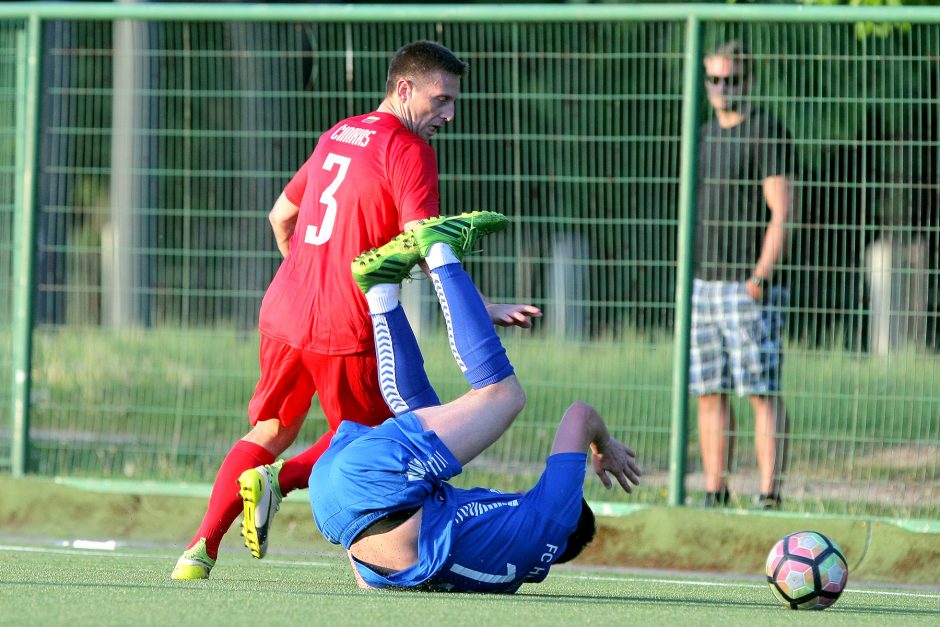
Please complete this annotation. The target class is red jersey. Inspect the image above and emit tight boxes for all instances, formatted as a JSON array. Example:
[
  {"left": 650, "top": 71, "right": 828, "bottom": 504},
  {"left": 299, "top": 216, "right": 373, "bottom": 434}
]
[{"left": 258, "top": 112, "right": 440, "bottom": 354}]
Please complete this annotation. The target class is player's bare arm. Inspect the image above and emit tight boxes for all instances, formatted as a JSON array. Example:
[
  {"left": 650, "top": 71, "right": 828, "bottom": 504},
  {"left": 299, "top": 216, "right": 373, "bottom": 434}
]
[
  {"left": 269, "top": 192, "right": 301, "bottom": 258},
  {"left": 551, "top": 400, "right": 642, "bottom": 493},
  {"left": 748, "top": 174, "right": 791, "bottom": 299}
]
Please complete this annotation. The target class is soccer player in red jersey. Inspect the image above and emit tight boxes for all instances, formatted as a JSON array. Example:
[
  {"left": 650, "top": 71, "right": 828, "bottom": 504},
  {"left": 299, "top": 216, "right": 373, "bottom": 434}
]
[{"left": 172, "top": 41, "right": 541, "bottom": 579}]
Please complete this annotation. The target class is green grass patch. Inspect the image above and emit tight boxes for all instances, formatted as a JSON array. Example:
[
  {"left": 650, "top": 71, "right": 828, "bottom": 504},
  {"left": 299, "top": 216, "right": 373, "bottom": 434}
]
[
  {"left": 8, "top": 326, "right": 939, "bottom": 520},
  {"left": 2, "top": 475, "right": 938, "bottom": 590},
  {"left": 2, "top": 541, "right": 938, "bottom": 626}
]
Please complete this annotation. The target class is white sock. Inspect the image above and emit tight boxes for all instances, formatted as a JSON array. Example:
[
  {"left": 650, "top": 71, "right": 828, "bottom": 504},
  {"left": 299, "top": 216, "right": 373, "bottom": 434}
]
[
  {"left": 424, "top": 242, "right": 460, "bottom": 271},
  {"left": 365, "top": 284, "right": 401, "bottom": 314}
]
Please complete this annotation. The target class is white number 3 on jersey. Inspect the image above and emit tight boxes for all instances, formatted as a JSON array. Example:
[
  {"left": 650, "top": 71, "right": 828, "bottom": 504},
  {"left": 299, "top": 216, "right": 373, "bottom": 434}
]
[{"left": 304, "top": 153, "right": 350, "bottom": 246}]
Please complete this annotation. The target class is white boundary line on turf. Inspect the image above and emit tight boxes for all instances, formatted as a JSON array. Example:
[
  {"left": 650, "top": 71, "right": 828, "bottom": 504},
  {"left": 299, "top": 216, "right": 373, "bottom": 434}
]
[
  {"left": 1, "top": 545, "right": 165, "bottom": 559},
  {"left": 0, "top": 544, "right": 334, "bottom": 568},
  {"left": 556, "top": 574, "right": 940, "bottom": 600},
  {"left": 5, "top": 544, "right": 938, "bottom": 600}
]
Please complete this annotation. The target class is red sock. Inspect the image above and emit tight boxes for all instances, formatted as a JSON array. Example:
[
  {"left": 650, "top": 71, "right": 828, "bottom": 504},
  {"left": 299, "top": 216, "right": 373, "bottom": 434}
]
[
  {"left": 189, "top": 439, "right": 275, "bottom": 559},
  {"left": 278, "top": 430, "right": 335, "bottom": 495}
]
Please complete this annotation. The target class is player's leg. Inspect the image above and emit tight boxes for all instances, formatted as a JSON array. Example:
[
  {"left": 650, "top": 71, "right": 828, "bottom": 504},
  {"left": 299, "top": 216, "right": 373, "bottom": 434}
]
[
  {"left": 751, "top": 394, "right": 786, "bottom": 505},
  {"left": 172, "top": 338, "right": 314, "bottom": 577},
  {"left": 352, "top": 228, "right": 443, "bottom": 414},
  {"left": 410, "top": 214, "right": 523, "bottom": 464},
  {"left": 697, "top": 393, "right": 732, "bottom": 503},
  {"left": 172, "top": 422, "right": 296, "bottom": 578},
  {"left": 410, "top": 244, "right": 522, "bottom": 464},
  {"left": 174, "top": 424, "right": 306, "bottom": 575},
  {"left": 235, "top": 421, "right": 308, "bottom": 561},
  {"left": 363, "top": 273, "right": 520, "bottom": 463},
  {"left": 239, "top": 350, "right": 401, "bottom": 559},
  {"left": 353, "top": 211, "right": 520, "bottom": 465},
  {"left": 732, "top": 284, "right": 788, "bottom": 508},
  {"left": 351, "top": 210, "right": 512, "bottom": 415},
  {"left": 171, "top": 422, "right": 292, "bottom": 578},
  {"left": 233, "top": 338, "right": 325, "bottom": 560},
  {"left": 367, "top": 290, "right": 442, "bottom": 414},
  {"left": 689, "top": 280, "right": 731, "bottom": 505}
]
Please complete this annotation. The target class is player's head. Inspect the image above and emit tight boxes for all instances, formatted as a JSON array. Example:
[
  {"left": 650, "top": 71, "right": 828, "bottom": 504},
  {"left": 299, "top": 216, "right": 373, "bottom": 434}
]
[
  {"left": 555, "top": 499, "right": 597, "bottom": 564},
  {"left": 386, "top": 40, "right": 468, "bottom": 93},
  {"left": 703, "top": 39, "right": 750, "bottom": 114},
  {"left": 384, "top": 41, "right": 468, "bottom": 140}
]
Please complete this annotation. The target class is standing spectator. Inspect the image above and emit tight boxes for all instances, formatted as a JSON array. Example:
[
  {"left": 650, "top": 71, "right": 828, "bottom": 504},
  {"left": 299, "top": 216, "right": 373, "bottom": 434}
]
[
  {"left": 172, "top": 40, "right": 540, "bottom": 579},
  {"left": 690, "top": 41, "right": 792, "bottom": 510}
]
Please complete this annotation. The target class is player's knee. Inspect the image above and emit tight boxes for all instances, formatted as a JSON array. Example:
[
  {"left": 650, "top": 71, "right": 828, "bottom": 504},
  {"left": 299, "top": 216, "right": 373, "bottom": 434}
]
[
  {"left": 568, "top": 399, "right": 592, "bottom": 413},
  {"left": 494, "top": 375, "right": 526, "bottom": 418},
  {"left": 248, "top": 417, "right": 303, "bottom": 452}
]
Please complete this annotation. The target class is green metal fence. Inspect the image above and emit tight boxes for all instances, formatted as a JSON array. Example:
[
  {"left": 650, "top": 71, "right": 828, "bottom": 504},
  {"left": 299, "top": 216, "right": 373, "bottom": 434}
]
[
  {"left": 1, "top": 3, "right": 938, "bottom": 525},
  {"left": 0, "top": 22, "right": 18, "bottom": 474}
]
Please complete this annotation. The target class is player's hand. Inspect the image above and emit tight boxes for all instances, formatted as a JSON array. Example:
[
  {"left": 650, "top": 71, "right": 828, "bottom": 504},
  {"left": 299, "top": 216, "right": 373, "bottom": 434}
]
[
  {"left": 745, "top": 278, "right": 763, "bottom": 301},
  {"left": 591, "top": 436, "right": 642, "bottom": 493},
  {"left": 486, "top": 303, "right": 543, "bottom": 329}
]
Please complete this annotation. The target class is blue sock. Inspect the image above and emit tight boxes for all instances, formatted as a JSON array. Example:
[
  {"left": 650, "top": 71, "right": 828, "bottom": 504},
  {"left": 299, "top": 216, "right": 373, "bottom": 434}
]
[
  {"left": 371, "top": 305, "right": 440, "bottom": 415},
  {"left": 430, "top": 263, "right": 514, "bottom": 388}
]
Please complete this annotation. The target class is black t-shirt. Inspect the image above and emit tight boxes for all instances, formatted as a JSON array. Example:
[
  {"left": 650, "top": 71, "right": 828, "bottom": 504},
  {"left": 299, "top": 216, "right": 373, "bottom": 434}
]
[{"left": 695, "top": 108, "right": 793, "bottom": 282}]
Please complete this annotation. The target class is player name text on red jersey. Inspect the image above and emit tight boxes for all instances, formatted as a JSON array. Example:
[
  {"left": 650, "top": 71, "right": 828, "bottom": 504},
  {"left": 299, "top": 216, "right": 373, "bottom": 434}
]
[{"left": 330, "top": 124, "right": 377, "bottom": 147}]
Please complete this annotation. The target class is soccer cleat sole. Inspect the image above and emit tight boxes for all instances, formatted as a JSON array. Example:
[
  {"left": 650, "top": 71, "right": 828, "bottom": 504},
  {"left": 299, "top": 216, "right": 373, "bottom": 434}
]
[
  {"left": 351, "top": 232, "right": 421, "bottom": 293},
  {"left": 238, "top": 470, "right": 267, "bottom": 559}
]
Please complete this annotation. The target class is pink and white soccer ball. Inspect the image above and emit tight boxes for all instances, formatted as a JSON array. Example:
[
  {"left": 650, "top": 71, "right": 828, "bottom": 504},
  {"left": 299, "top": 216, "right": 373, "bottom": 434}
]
[{"left": 766, "top": 530, "right": 848, "bottom": 610}]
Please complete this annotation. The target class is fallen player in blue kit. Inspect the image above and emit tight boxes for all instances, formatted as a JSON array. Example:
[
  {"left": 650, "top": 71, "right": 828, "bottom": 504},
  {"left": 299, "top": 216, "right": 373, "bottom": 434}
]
[{"left": 306, "top": 211, "right": 643, "bottom": 592}]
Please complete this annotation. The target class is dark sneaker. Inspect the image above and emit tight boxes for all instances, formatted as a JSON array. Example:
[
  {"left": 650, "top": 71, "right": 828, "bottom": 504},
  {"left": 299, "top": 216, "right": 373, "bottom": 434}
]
[
  {"left": 412, "top": 211, "right": 509, "bottom": 259},
  {"left": 350, "top": 231, "right": 421, "bottom": 294},
  {"left": 703, "top": 486, "right": 731, "bottom": 508},
  {"left": 757, "top": 493, "right": 782, "bottom": 510}
]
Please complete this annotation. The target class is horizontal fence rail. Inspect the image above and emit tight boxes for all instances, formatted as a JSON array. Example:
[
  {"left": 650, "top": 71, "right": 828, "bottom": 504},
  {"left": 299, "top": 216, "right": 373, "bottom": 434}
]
[
  {"left": 1, "top": 3, "right": 938, "bottom": 526},
  {"left": 3, "top": 3, "right": 940, "bottom": 23}
]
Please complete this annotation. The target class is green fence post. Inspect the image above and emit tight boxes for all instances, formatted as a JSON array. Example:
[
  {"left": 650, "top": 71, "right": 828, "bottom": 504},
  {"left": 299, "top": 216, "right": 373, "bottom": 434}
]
[
  {"left": 668, "top": 16, "right": 703, "bottom": 507},
  {"left": 10, "top": 14, "right": 42, "bottom": 478}
]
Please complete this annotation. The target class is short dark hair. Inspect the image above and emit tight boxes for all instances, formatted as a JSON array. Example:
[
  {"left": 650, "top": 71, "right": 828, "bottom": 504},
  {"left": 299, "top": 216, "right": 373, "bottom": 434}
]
[
  {"left": 385, "top": 40, "right": 468, "bottom": 95},
  {"left": 706, "top": 39, "right": 751, "bottom": 77},
  {"left": 556, "top": 499, "right": 597, "bottom": 564}
]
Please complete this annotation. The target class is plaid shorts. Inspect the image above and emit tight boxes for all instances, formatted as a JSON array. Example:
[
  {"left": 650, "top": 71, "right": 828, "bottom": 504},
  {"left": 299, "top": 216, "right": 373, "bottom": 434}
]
[{"left": 689, "top": 279, "right": 787, "bottom": 396}]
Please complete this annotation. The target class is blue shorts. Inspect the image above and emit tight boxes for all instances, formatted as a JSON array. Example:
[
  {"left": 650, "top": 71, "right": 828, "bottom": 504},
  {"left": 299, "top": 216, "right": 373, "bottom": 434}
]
[
  {"left": 309, "top": 413, "right": 462, "bottom": 548},
  {"left": 689, "top": 279, "right": 787, "bottom": 396}
]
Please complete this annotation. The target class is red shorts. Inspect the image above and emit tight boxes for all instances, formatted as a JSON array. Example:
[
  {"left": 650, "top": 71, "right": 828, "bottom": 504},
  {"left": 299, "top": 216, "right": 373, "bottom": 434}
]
[{"left": 248, "top": 335, "right": 391, "bottom": 431}]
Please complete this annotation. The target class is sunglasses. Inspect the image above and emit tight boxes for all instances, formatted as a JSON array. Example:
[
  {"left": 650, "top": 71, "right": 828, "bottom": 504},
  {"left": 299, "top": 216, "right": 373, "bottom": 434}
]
[{"left": 706, "top": 75, "right": 745, "bottom": 87}]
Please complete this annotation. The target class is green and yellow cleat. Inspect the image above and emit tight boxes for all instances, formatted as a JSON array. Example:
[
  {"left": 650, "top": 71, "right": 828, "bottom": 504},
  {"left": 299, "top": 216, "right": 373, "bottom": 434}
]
[
  {"left": 351, "top": 231, "right": 422, "bottom": 294},
  {"left": 412, "top": 211, "right": 509, "bottom": 259},
  {"left": 238, "top": 459, "right": 284, "bottom": 559},
  {"left": 171, "top": 537, "right": 215, "bottom": 580}
]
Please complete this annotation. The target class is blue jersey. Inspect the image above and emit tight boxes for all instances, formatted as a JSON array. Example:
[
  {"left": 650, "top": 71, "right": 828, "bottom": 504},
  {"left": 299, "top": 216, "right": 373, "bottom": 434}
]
[
  {"left": 354, "top": 452, "right": 587, "bottom": 593},
  {"left": 309, "top": 415, "right": 588, "bottom": 594}
]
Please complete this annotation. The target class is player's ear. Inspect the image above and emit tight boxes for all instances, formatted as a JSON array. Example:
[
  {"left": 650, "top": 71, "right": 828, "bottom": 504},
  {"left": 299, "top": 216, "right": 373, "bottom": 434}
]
[{"left": 395, "top": 78, "right": 413, "bottom": 104}]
